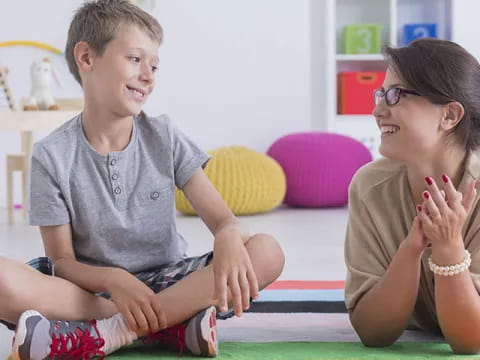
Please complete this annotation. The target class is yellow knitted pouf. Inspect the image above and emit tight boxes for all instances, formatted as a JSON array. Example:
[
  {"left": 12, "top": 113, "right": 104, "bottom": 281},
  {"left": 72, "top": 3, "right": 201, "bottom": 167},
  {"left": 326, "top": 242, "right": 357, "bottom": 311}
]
[{"left": 176, "top": 146, "right": 286, "bottom": 215}]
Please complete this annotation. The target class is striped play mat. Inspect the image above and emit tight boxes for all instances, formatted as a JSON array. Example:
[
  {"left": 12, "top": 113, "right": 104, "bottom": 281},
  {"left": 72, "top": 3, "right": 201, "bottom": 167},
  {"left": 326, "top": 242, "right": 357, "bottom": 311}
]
[
  {"left": 109, "top": 342, "right": 473, "bottom": 359},
  {"left": 250, "top": 280, "right": 346, "bottom": 313}
]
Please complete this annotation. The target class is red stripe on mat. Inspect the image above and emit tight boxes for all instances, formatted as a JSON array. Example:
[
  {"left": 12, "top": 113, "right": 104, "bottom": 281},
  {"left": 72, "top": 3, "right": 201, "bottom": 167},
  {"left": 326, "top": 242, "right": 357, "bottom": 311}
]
[{"left": 266, "top": 280, "right": 345, "bottom": 290}]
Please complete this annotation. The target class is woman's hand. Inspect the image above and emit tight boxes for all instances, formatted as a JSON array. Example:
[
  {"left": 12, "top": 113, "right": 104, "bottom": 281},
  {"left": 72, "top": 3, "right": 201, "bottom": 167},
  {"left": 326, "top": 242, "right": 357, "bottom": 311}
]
[
  {"left": 417, "top": 175, "right": 477, "bottom": 263},
  {"left": 401, "top": 214, "right": 429, "bottom": 257},
  {"left": 213, "top": 227, "right": 258, "bottom": 317},
  {"left": 105, "top": 268, "right": 167, "bottom": 334}
]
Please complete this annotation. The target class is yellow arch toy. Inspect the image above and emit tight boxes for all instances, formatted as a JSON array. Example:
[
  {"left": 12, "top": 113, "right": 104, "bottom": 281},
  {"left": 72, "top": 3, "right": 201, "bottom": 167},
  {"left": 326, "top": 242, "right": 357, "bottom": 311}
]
[{"left": 0, "top": 41, "right": 62, "bottom": 55}]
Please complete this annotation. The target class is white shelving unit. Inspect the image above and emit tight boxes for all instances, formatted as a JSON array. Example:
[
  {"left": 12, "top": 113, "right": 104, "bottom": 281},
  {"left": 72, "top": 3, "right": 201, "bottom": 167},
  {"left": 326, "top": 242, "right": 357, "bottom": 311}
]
[{"left": 311, "top": 0, "right": 452, "bottom": 159}]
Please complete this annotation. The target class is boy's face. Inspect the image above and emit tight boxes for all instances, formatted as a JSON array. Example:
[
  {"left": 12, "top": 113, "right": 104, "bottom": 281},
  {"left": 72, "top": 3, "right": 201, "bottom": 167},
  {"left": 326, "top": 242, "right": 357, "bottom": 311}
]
[{"left": 87, "top": 23, "right": 160, "bottom": 117}]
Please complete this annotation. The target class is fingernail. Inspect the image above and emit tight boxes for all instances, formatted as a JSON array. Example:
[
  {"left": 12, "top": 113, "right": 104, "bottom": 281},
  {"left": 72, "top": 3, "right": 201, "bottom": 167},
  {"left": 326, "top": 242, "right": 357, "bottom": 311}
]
[
  {"left": 423, "top": 191, "right": 430, "bottom": 199},
  {"left": 417, "top": 205, "right": 422, "bottom": 212},
  {"left": 442, "top": 174, "right": 449, "bottom": 183},
  {"left": 425, "top": 176, "right": 433, "bottom": 185}
]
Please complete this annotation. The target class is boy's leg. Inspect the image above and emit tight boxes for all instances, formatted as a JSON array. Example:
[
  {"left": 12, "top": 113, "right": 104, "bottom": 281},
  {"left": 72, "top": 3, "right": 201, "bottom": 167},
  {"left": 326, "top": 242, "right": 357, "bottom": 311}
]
[
  {"left": 0, "top": 256, "right": 117, "bottom": 325},
  {"left": 11, "top": 234, "right": 283, "bottom": 359},
  {"left": 7, "top": 257, "right": 138, "bottom": 359},
  {"left": 142, "top": 233, "right": 283, "bottom": 357},
  {"left": 151, "top": 233, "right": 284, "bottom": 329},
  {"left": 5, "top": 232, "right": 282, "bottom": 328}
]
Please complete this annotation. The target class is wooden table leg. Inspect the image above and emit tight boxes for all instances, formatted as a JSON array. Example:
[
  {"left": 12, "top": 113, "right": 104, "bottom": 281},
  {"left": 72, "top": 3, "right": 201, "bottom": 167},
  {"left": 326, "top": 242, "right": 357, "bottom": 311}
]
[{"left": 20, "top": 131, "right": 33, "bottom": 218}]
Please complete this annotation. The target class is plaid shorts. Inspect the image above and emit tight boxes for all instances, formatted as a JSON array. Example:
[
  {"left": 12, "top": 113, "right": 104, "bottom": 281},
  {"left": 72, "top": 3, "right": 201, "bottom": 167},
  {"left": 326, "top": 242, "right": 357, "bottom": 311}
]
[
  {"left": 101, "top": 252, "right": 214, "bottom": 298},
  {"left": 1, "top": 252, "right": 233, "bottom": 331}
]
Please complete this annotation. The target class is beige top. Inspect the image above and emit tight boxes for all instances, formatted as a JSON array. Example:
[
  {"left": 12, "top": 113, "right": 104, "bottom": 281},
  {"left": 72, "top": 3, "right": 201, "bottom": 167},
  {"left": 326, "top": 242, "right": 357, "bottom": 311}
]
[{"left": 345, "top": 152, "right": 480, "bottom": 333}]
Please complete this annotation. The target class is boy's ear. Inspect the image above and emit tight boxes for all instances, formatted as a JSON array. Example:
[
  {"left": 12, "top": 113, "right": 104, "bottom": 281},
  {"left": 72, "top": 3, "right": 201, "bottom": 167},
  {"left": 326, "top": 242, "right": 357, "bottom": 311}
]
[
  {"left": 441, "top": 101, "right": 465, "bottom": 131},
  {"left": 74, "top": 41, "right": 95, "bottom": 73}
]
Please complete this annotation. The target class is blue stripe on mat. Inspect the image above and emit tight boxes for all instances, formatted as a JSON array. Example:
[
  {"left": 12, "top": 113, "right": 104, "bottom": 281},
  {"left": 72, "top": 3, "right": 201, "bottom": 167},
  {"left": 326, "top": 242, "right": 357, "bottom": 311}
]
[{"left": 257, "top": 289, "right": 344, "bottom": 302}]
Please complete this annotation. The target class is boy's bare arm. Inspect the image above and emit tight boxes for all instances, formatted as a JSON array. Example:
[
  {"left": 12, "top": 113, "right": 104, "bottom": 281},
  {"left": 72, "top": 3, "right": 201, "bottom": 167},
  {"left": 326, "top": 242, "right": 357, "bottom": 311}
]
[
  {"left": 182, "top": 169, "right": 259, "bottom": 315},
  {"left": 40, "top": 225, "right": 166, "bottom": 332},
  {"left": 40, "top": 224, "right": 117, "bottom": 293},
  {"left": 180, "top": 168, "right": 242, "bottom": 236}
]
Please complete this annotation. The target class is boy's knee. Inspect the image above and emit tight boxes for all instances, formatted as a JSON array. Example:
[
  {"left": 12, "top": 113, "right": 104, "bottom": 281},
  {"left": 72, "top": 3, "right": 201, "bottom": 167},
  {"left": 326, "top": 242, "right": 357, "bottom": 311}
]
[
  {"left": 0, "top": 258, "right": 14, "bottom": 298},
  {"left": 247, "top": 233, "right": 285, "bottom": 286}
]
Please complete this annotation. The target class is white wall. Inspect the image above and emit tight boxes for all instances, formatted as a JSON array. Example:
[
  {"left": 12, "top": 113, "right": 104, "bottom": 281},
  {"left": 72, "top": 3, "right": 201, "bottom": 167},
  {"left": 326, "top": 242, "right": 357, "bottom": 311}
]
[
  {"left": 451, "top": 0, "right": 480, "bottom": 60},
  {"left": 0, "top": 0, "right": 311, "bottom": 207},
  {"left": 151, "top": 1, "right": 311, "bottom": 151},
  {"left": 1, "top": 0, "right": 479, "bottom": 209}
]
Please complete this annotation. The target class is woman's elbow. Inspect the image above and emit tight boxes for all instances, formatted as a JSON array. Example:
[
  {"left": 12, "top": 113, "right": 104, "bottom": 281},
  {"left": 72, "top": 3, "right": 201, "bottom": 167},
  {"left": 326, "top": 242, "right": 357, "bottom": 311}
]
[
  {"left": 358, "top": 335, "right": 398, "bottom": 348},
  {"left": 451, "top": 343, "right": 480, "bottom": 355},
  {"left": 351, "top": 314, "right": 401, "bottom": 347},
  {"left": 446, "top": 333, "right": 480, "bottom": 355}
]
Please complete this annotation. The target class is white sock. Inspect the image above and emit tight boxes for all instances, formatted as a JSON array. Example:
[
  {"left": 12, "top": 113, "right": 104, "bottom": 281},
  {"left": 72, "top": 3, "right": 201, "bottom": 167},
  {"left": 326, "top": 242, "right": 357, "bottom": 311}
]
[{"left": 95, "top": 314, "right": 138, "bottom": 354}]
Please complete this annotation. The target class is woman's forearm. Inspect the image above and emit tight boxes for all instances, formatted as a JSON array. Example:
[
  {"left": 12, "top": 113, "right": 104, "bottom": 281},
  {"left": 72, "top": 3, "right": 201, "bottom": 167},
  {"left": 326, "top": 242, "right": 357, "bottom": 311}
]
[
  {"left": 432, "top": 244, "right": 480, "bottom": 355},
  {"left": 351, "top": 243, "right": 422, "bottom": 346},
  {"left": 435, "top": 272, "right": 480, "bottom": 354}
]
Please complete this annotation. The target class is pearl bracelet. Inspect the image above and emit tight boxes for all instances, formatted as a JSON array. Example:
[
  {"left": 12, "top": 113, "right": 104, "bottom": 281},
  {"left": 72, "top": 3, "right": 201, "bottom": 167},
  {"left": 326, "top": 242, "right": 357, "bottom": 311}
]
[{"left": 428, "top": 250, "right": 471, "bottom": 276}]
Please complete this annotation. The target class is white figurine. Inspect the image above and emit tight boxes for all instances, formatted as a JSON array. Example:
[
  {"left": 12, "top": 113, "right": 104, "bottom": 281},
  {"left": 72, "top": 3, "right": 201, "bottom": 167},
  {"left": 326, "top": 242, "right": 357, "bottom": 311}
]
[{"left": 24, "top": 58, "right": 62, "bottom": 111}]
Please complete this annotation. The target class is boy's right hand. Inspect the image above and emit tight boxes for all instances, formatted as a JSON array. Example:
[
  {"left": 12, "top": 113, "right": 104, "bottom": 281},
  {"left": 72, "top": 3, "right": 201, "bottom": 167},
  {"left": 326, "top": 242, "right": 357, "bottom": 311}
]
[{"left": 105, "top": 268, "right": 167, "bottom": 334}]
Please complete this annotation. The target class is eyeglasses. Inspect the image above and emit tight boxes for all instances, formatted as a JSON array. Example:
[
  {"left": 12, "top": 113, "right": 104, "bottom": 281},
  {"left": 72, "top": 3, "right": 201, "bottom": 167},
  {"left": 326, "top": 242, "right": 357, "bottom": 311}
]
[{"left": 373, "top": 87, "right": 421, "bottom": 106}]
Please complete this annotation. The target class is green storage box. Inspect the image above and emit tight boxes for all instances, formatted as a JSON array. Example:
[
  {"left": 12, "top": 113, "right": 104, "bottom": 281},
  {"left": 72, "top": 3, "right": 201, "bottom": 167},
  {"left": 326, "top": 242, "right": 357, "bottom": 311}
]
[{"left": 343, "top": 24, "right": 383, "bottom": 54}]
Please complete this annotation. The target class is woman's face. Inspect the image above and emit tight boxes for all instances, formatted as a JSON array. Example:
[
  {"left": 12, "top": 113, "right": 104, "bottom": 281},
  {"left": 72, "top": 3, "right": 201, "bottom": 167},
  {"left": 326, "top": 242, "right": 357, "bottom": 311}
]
[{"left": 374, "top": 68, "right": 447, "bottom": 161}]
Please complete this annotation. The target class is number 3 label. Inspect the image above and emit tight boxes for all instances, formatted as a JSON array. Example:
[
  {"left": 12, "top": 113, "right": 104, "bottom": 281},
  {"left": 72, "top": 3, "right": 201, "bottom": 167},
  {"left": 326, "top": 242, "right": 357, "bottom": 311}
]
[{"left": 356, "top": 28, "right": 372, "bottom": 53}]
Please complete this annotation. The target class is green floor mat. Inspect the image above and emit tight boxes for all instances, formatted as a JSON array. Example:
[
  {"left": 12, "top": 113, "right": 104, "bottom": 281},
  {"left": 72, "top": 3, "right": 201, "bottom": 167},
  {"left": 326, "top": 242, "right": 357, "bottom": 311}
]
[{"left": 109, "top": 342, "right": 480, "bottom": 360}]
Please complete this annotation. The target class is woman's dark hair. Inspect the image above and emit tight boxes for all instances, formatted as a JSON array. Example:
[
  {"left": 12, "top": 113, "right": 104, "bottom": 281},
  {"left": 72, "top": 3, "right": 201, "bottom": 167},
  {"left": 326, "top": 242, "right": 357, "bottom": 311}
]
[{"left": 383, "top": 38, "right": 480, "bottom": 152}]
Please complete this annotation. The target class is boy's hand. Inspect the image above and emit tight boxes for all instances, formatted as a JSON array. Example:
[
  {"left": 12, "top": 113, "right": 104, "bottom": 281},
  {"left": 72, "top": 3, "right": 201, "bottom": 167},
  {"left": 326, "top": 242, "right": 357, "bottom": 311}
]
[
  {"left": 213, "top": 229, "right": 259, "bottom": 317},
  {"left": 105, "top": 268, "right": 167, "bottom": 334}
]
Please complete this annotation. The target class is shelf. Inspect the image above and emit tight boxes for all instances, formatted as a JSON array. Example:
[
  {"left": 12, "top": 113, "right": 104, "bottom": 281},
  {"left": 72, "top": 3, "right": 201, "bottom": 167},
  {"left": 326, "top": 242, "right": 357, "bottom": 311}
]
[
  {"left": 0, "top": 110, "right": 80, "bottom": 131},
  {"left": 336, "top": 54, "right": 384, "bottom": 61},
  {"left": 311, "top": 0, "right": 453, "bottom": 158},
  {"left": 336, "top": 114, "right": 375, "bottom": 122}
]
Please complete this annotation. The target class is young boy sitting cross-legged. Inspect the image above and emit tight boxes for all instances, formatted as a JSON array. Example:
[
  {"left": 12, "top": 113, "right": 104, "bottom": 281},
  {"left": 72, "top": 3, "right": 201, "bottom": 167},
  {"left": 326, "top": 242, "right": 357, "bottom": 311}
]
[{"left": 5, "top": 0, "right": 284, "bottom": 358}]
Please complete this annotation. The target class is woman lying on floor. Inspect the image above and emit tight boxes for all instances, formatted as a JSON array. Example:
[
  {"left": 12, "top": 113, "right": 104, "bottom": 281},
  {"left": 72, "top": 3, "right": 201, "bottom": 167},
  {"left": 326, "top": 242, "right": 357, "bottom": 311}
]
[{"left": 344, "top": 38, "right": 480, "bottom": 354}]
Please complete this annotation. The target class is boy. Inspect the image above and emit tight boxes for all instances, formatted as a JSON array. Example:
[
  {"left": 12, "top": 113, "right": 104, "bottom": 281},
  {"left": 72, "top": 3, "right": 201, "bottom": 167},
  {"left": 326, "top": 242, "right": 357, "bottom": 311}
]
[{"left": 7, "top": 0, "right": 284, "bottom": 358}]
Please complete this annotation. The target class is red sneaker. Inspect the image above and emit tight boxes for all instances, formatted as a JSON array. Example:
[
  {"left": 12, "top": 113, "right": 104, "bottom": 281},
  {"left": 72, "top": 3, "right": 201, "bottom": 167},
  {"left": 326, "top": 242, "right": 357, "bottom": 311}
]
[
  {"left": 145, "top": 306, "right": 218, "bottom": 357},
  {"left": 12, "top": 310, "right": 105, "bottom": 360}
]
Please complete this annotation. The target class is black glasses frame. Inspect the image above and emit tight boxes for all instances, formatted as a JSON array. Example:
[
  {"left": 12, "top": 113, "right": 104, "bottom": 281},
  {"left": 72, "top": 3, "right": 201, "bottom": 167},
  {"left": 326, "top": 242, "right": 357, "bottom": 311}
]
[{"left": 373, "top": 87, "right": 421, "bottom": 106}]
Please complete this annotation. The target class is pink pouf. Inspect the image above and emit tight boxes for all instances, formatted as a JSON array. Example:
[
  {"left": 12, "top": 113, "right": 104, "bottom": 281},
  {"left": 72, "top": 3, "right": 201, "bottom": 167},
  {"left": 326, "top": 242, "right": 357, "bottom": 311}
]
[{"left": 267, "top": 132, "right": 372, "bottom": 207}]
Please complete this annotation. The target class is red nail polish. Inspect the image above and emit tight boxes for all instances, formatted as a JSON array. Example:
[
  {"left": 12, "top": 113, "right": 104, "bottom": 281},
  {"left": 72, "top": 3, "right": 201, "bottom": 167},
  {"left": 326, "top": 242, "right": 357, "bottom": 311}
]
[
  {"left": 423, "top": 191, "right": 430, "bottom": 199},
  {"left": 425, "top": 176, "right": 433, "bottom": 185},
  {"left": 417, "top": 205, "right": 422, "bottom": 212},
  {"left": 442, "top": 174, "right": 449, "bottom": 183}
]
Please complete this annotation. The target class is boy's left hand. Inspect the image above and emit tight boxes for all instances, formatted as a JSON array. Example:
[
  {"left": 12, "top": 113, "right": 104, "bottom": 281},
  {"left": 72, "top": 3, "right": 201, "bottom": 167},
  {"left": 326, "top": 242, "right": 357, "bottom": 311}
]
[{"left": 213, "top": 229, "right": 258, "bottom": 316}]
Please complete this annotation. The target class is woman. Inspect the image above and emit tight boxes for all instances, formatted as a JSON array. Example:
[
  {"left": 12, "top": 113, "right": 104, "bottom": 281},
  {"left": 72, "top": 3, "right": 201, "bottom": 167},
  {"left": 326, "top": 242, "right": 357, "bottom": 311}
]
[{"left": 345, "top": 38, "right": 480, "bottom": 354}]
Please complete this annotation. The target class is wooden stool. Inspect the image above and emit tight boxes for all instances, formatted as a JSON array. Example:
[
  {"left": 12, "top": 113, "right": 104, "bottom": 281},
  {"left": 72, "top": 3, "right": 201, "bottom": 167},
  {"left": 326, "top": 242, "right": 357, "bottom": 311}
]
[
  {"left": 5, "top": 99, "right": 82, "bottom": 224},
  {"left": 6, "top": 153, "right": 28, "bottom": 224}
]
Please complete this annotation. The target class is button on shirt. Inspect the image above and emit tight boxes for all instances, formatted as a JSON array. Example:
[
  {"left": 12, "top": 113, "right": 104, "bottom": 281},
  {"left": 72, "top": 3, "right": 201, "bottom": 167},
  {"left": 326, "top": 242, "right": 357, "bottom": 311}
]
[{"left": 29, "top": 112, "right": 210, "bottom": 273}]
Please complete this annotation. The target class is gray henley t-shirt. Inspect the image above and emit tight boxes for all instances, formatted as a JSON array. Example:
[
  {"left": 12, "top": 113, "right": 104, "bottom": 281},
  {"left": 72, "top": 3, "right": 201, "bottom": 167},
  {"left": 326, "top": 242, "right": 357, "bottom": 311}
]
[{"left": 29, "top": 112, "right": 210, "bottom": 273}]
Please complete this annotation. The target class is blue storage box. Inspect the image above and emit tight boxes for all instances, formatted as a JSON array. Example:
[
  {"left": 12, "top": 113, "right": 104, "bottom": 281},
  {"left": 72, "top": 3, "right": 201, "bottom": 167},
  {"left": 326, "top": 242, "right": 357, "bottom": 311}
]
[{"left": 403, "top": 23, "right": 437, "bottom": 45}]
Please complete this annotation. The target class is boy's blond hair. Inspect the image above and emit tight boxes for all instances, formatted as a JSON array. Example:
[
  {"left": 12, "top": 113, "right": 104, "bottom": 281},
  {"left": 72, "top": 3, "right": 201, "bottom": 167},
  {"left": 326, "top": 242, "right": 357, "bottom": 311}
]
[{"left": 65, "top": 0, "right": 163, "bottom": 85}]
